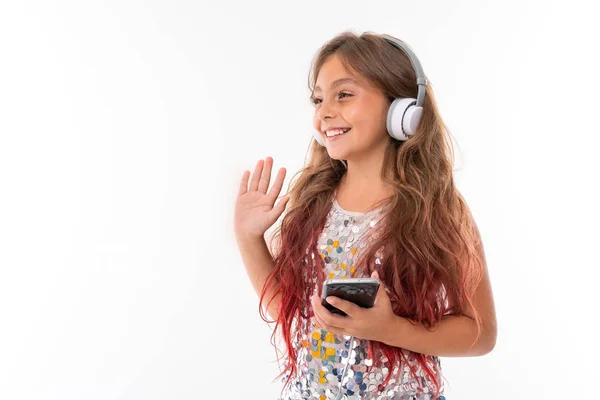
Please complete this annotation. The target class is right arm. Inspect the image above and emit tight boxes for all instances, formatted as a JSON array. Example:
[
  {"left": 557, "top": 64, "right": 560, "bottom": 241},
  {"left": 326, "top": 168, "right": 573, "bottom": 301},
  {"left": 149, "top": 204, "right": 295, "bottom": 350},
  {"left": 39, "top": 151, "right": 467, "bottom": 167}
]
[
  {"left": 234, "top": 156, "right": 290, "bottom": 322},
  {"left": 235, "top": 233, "right": 282, "bottom": 321}
]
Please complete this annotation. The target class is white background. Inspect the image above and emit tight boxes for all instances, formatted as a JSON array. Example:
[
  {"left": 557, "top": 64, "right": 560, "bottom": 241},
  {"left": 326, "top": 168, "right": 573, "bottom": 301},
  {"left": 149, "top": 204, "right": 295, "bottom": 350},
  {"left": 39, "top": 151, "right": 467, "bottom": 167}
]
[{"left": 1, "top": 1, "right": 599, "bottom": 399}]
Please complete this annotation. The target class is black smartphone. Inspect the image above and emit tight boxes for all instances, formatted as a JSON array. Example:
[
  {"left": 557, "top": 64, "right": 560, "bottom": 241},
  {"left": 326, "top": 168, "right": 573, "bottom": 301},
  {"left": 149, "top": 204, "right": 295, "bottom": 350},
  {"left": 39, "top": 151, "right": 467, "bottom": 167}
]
[{"left": 321, "top": 277, "right": 380, "bottom": 316}]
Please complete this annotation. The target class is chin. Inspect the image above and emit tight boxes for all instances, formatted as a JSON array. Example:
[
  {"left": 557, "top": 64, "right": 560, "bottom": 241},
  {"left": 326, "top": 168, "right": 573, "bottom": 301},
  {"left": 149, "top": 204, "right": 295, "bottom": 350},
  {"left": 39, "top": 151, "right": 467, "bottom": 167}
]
[{"left": 326, "top": 151, "right": 350, "bottom": 161}]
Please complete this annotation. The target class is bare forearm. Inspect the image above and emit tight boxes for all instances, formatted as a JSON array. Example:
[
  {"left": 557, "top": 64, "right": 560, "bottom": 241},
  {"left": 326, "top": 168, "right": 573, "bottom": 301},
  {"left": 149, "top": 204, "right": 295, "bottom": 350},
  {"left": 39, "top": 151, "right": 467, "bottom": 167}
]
[
  {"left": 381, "top": 314, "right": 495, "bottom": 357},
  {"left": 235, "top": 234, "right": 281, "bottom": 321}
]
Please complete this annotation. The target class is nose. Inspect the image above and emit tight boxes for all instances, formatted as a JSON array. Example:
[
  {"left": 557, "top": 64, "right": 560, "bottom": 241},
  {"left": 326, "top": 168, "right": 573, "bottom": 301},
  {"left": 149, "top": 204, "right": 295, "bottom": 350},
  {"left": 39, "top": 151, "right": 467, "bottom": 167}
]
[{"left": 316, "top": 98, "right": 339, "bottom": 121}]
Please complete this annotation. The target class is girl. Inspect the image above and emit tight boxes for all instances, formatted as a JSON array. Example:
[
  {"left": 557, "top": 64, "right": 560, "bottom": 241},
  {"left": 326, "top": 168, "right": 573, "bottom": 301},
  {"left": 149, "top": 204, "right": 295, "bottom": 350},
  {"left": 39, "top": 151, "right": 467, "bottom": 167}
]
[{"left": 234, "top": 31, "right": 497, "bottom": 400}]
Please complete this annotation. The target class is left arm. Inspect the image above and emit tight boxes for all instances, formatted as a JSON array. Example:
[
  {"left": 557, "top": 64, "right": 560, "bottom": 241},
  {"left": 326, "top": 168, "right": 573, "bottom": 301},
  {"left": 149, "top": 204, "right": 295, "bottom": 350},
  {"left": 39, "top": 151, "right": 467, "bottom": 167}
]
[
  {"left": 381, "top": 314, "right": 493, "bottom": 357},
  {"left": 381, "top": 218, "right": 497, "bottom": 357}
]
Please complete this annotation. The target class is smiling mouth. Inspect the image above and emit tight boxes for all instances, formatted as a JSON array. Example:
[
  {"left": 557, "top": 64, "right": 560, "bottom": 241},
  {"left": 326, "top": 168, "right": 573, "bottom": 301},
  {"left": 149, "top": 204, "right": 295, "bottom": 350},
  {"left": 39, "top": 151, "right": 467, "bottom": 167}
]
[{"left": 326, "top": 128, "right": 352, "bottom": 140}]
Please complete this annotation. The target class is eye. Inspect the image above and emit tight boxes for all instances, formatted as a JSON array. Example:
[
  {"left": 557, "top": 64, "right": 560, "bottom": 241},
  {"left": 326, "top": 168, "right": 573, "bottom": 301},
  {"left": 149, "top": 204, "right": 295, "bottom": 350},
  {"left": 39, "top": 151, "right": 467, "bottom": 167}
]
[{"left": 310, "top": 91, "right": 352, "bottom": 106}]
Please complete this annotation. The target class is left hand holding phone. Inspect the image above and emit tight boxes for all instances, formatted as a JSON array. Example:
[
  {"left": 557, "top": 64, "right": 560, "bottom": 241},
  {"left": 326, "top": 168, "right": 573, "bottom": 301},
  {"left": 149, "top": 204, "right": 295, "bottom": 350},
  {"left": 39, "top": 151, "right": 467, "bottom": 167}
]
[{"left": 310, "top": 270, "right": 398, "bottom": 343}]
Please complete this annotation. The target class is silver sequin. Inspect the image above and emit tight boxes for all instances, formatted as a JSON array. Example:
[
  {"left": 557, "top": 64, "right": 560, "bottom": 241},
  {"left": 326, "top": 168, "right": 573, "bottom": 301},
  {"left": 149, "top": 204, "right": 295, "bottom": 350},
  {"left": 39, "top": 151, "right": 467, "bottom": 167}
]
[{"left": 278, "top": 200, "right": 445, "bottom": 400}]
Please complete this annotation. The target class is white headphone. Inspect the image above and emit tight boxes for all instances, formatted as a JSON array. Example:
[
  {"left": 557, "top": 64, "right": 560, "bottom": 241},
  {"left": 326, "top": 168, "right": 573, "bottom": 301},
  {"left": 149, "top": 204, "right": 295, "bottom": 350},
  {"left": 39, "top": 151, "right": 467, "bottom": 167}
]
[{"left": 313, "top": 34, "right": 428, "bottom": 147}]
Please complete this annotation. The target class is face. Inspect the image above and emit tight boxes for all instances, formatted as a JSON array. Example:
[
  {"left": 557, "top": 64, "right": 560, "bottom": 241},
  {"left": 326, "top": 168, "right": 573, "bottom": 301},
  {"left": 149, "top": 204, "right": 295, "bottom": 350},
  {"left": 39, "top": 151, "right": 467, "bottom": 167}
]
[{"left": 311, "top": 54, "right": 391, "bottom": 162}]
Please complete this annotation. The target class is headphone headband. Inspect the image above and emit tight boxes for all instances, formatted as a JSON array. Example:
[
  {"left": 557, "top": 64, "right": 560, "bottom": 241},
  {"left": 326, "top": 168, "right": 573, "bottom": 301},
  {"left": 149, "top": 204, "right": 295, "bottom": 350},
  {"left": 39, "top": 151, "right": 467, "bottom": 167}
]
[{"left": 380, "top": 34, "right": 427, "bottom": 108}]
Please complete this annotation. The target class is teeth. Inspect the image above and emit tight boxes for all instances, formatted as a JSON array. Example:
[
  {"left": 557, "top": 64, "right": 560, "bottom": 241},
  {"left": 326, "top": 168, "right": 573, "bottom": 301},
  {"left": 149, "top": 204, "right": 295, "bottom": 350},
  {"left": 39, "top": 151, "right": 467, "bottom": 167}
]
[{"left": 325, "top": 128, "right": 350, "bottom": 137}]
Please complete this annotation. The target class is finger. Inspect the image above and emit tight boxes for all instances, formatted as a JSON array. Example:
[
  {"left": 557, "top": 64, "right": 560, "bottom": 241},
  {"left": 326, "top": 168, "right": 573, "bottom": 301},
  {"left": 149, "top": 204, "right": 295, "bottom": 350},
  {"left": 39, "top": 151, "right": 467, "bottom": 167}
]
[
  {"left": 325, "top": 296, "right": 361, "bottom": 318},
  {"left": 312, "top": 313, "right": 338, "bottom": 334},
  {"left": 311, "top": 299, "right": 340, "bottom": 332},
  {"left": 257, "top": 156, "right": 273, "bottom": 194},
  {"left": 238, "top": 170, "right": 250, "bottom": 196},
  {"left": 312, "top": 294, "right": 347, "bottom": 328},
  {"left": 249, "top": 159, "right": 264, "bottom": 192},
  {"left": 267, "top": 167, "right": 287, "bottom": 203}
]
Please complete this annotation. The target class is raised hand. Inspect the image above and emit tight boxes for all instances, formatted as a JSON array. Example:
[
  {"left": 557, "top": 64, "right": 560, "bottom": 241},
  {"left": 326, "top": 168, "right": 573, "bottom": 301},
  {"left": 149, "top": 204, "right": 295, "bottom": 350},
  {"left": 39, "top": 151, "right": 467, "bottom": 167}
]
[{"left": 234, "top": 157, "right": 290, "bottom": 241}]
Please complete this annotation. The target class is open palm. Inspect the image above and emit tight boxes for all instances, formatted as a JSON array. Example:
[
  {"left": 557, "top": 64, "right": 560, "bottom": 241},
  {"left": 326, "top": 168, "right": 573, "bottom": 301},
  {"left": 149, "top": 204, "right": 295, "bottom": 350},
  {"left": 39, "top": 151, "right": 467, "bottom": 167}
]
[{"left": 234, "top": 157, "right": 290, "bottom": 240}]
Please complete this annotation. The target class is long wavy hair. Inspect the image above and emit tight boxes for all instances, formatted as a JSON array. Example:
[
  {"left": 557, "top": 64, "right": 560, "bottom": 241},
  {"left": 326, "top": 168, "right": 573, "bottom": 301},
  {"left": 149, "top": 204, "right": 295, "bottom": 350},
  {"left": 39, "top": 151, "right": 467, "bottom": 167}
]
[{"left": 259, "top": 31, "right": 484, "bottom": 399}]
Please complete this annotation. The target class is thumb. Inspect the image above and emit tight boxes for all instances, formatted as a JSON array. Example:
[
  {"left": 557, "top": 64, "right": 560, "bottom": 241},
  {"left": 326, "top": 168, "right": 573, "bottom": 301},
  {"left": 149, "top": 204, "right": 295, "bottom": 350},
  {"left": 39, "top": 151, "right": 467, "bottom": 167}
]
[
  {"left": 271, "top": 195, "right": 290, "bottom": 216},
  {"left": 371, "top": 270, "right": 388, "bottom": 303}
]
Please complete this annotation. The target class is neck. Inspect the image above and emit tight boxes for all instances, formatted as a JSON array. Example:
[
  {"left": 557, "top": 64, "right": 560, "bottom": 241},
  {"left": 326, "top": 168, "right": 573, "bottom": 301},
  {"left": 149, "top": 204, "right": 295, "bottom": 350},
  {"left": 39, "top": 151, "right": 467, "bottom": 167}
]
[{"left": 339, "top": 142, "right": 393, "bottom": 195}]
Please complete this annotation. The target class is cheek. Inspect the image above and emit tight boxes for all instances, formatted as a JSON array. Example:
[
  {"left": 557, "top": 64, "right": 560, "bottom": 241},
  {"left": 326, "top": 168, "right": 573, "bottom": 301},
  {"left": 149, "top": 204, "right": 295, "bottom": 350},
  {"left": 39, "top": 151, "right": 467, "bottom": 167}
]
[
  {"left": 346, "top": 101, "right": 377, "bottom": 129},
  {"left": 313, "top": 117, "right": 325, "bottom": 136},
  {"left": 348, "top": 103, "right": 388, "bottom": 139},
  {"left": 345, "top": 103, "right": 362, "bottom": 123}
]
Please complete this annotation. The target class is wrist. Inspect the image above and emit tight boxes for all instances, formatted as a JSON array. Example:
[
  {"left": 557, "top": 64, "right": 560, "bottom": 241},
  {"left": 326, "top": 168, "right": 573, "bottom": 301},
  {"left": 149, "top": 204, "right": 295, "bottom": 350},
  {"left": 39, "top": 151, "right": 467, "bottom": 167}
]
[
  {"left": 235, "top": 231, "right": 266, "bottom": 246},
  {"left": 381, "top": 314, "right": 409, "bottom": 347}
]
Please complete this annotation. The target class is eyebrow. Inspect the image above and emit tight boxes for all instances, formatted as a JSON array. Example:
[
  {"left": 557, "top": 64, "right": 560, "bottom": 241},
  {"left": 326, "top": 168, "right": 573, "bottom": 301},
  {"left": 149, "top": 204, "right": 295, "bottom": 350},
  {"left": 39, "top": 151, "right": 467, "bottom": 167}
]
[{"left": 312, "top": 77, "right": 359, "bottom": 93}]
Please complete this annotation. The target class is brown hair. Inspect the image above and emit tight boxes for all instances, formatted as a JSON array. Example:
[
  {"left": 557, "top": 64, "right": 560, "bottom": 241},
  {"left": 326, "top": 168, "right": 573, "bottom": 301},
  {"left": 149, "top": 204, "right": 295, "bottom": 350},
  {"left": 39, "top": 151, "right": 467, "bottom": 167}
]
[{"left": 260, "top": 30, "right": 484, "bottom": 399}]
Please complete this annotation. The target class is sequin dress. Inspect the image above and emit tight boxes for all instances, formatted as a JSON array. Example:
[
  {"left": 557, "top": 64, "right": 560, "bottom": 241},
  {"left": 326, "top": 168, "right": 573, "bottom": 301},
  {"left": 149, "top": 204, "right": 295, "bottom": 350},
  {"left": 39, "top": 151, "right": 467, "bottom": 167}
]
[{"left": 277, "top": 195, "right": 446, "bottom": 400}]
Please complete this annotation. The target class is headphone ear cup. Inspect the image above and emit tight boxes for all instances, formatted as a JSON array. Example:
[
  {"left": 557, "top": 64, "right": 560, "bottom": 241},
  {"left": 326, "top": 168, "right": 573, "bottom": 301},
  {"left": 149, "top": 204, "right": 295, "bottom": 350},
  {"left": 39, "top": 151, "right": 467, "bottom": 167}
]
[
  {"left": 403, "top": 104, "right": 423, "bottom": 136},
  {"left": 313, "top": 130, "right": 325, "bottom": 146},
  {"left": 386, "top": 97, "right": 423, "bottom": 141}
]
